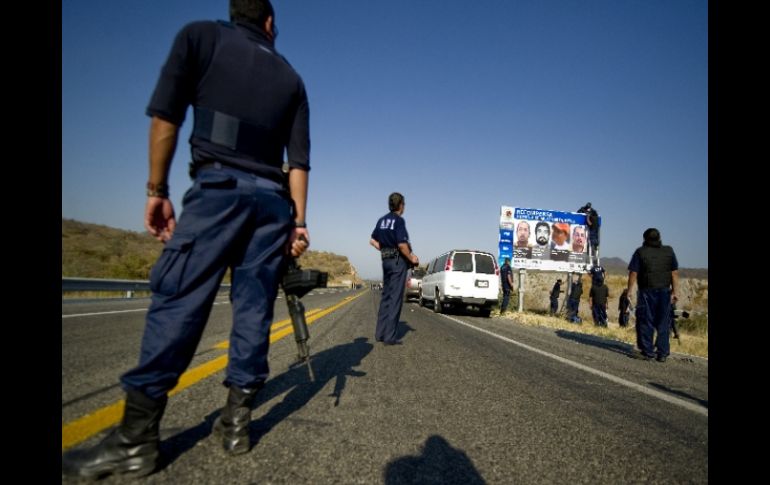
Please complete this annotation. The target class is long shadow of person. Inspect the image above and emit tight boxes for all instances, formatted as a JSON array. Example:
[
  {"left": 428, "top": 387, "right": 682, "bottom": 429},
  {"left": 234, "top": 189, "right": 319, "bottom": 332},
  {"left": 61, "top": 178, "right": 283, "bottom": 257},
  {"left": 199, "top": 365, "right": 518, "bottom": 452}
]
[
  {"left": 384, "top": 435, "right": 486, "bottom": 485},
  {"left": 395, "top": 321, "right": 415, "bottom": 340},
  {"left": 157, "top": 337, "right": 373, "bottom": 470},
  {"left": 554, "top": 329, "right": 636, "bottom": 357},
  {"left": 648, "top": 382, "right": 708, "bottom": 408}
]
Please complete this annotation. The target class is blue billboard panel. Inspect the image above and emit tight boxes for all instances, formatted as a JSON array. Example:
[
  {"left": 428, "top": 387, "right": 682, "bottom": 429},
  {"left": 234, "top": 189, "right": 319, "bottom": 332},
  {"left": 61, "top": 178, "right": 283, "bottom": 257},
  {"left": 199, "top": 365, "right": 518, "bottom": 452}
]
[{"left": 501, "top": 206, "right": 599, "bottom": 273}]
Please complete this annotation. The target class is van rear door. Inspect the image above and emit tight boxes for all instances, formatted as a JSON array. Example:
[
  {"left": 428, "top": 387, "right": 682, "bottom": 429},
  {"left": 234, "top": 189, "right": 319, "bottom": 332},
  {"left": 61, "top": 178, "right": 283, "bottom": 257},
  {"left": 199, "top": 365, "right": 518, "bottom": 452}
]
[
  {"left": 446, "top": 251, "right": 495, "bottom": 299},
  {"left": 473, "top": 253, "right": 499, "bottom": 298}
]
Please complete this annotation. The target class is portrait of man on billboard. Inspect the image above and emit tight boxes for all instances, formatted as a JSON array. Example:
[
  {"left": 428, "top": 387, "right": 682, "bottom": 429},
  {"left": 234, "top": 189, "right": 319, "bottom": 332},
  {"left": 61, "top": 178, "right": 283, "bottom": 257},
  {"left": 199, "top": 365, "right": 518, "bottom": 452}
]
[
  {"left": 515, "top": 220, "right": 532, "bottom": 248},
  {"left": 535, "top": 221, "right": 550, "bottom": 246},
  {"left": 571, "top": 225, "right": 587, "bottom": 253}
]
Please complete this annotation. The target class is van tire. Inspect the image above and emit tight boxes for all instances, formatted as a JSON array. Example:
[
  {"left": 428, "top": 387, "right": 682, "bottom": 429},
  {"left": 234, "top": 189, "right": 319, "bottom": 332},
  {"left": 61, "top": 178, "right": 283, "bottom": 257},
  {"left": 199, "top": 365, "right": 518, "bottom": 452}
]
[
  {"left": 433, "top": 289, "right": 442, "bottom": 313},
  {"left": 418, "top": 291, "right": 424, "bottom": 307}
]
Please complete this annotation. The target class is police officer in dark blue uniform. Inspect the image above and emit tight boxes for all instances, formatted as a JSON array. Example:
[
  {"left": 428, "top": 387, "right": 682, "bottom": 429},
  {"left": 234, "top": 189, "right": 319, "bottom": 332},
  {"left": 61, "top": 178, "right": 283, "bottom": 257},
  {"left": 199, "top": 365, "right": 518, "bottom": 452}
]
[
  {"left": 627, "top": 228, "right": 679, "bottom": 362},
  {"left": 566, "top": 276, "right": 583, "bottom": 323},
  {"left": 499, "top": 258, "right": 514, "bottom": 314},
  {"left": 549, "top": 279, "right": 563, "bottom": 315},
  {"left": 578, "top": 202, "right": 600, "bottom": 263},
  {"left": 63, "top": 1, "right": 311, "bottom": 478},
  {"left": 369, "top": 193, "right": 419, "bottom": 345}
]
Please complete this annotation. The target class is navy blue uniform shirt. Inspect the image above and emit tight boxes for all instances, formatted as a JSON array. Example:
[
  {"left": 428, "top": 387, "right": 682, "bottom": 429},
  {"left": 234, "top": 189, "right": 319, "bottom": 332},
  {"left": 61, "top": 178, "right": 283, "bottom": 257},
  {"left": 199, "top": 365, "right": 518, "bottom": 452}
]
[
  {"left": 371, "top": 212, "right": 410, "bottom": 249},
  {"left": 146, "top": 20, "right": 310, "bottom": 182},
  {"left": 628, "top": 248, "right": 679, "bottom": 273},
  {"left": 500, "top": 263, "right": 512, "bottom": 290}
]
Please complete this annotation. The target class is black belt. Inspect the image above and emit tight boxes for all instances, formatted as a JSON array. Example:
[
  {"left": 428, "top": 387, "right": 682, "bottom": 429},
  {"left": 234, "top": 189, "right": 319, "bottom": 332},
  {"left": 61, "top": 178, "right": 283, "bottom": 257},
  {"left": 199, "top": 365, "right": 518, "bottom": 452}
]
[
  {"left": 190, "top": 161, "right": 286, "bottom": 186},
  {"left": 194, "top": 161, "right": 222, "bottom": 172},
  {"left": 381, "top": 247, "right": 399, "bottom": 259}
]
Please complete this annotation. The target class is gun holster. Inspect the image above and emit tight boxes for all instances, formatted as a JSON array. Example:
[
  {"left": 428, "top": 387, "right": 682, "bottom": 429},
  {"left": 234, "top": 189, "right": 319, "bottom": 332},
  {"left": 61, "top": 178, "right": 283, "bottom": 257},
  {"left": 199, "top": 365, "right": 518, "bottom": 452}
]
[{"left": 381, "top": 247, "right": 399, "bottom": 260}]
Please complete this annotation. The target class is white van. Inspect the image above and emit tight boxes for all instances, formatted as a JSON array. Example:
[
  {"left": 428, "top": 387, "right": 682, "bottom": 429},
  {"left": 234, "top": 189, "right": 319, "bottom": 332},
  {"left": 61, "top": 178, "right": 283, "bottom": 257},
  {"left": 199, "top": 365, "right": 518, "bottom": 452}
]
[{"left": 419, "top": 249, "right": 500, "bottom": 317}]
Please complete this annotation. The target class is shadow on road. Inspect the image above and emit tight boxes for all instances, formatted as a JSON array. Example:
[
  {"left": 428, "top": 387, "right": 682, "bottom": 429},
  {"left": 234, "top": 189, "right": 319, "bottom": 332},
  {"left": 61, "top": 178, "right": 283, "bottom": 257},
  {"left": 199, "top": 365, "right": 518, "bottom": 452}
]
[
  {"left": 157, "top": 336, "right": 373, "bottom": 470},
  {"left": 384, "top": 435, "right": 486, "bottom": 485},
  {"left": 555, "top": 329, "right": 637, "bottom": 358},
  {"left": 649, "top": 382, "right": 708, "bottom": 408},
  {"left": 396, "top": 321, "right": 415, "bottom": 340}
]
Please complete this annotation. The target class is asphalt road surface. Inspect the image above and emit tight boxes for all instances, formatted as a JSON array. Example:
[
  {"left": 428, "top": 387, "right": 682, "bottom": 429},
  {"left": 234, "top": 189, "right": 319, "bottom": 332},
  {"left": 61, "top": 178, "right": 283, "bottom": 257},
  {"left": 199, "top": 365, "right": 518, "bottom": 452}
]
[{"left": 62, "top": 288, "right": 707, "bottom": 484}]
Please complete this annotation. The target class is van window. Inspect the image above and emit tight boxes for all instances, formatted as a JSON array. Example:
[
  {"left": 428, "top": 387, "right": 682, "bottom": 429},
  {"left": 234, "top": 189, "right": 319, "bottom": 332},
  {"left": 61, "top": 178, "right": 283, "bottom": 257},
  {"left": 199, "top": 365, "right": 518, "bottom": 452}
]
[
  {"left": 437, "top": 254, "right": 448, "bottom": 272},
  {"left": 475, "top": 253, "right": 496, "bottom": 274},
  {"left": 452, "top": 252, "right": 474, "bottom": 272}
]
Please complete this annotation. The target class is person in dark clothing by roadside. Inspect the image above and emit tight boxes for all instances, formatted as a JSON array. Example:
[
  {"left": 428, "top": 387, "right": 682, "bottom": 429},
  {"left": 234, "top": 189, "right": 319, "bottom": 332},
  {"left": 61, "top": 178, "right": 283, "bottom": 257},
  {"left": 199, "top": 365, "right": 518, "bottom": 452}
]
[
  {"left": 627, "top": 227, "right": 679, "bottom": 362},
  {"left": 566, "top": 277, "right": 583, "bottom": 323},
  {"left": 500, "top": 258, "right": 514, "bottom": 314},
  {"left": 590, "top": 264, "right": 606, "bottom": 287},
  {"left": 589, "top": 279, "right": 609, "bottom": 326},
  {"left": 370, "top": 192, "right": 419, "bottom": 345},
  {"left": 618, "top": 289, "right": 631, "bottom": 327},
  {"left": 549, "top": 279, "right": 563, "bottom": 315},
  {"left": 578, "top": 202, "right": 600, "bottom": 262}
]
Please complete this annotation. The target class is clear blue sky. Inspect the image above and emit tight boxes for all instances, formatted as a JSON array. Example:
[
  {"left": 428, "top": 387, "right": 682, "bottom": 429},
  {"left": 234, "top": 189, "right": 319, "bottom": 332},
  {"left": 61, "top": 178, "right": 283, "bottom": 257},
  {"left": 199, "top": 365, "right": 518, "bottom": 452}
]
[{"left": 62, "top": 1, "right": 708, "bottom": 280}]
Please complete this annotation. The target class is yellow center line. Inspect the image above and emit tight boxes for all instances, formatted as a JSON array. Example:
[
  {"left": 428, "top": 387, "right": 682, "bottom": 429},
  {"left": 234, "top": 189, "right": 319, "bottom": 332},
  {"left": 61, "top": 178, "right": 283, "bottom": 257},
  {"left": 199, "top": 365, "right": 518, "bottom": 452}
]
[
  {"left": 212, "top": 309, "right": 323, "bottom": 349},
  {"left": 62, "top": 291, "right": 367, "bottom": 451}
]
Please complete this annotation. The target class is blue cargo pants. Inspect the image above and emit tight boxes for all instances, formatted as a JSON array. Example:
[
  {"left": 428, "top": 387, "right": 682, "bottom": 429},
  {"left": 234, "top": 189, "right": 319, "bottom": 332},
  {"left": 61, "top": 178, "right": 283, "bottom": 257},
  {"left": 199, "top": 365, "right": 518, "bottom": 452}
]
[{"left": 121, "top": 165, "right": 293, "bottom": 399}]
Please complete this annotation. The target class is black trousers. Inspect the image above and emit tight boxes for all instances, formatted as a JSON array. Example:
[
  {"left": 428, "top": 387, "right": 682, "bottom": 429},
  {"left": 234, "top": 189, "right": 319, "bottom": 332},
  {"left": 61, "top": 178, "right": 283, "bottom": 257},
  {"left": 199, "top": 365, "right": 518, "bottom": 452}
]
[{"left": 375, "top": 256, "right": 408, "bottom": 343}]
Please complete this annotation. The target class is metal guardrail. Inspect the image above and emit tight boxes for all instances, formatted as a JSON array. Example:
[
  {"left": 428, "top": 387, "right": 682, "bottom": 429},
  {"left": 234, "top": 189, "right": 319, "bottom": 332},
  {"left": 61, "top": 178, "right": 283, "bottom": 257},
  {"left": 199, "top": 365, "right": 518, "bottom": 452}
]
[
  {"left": 62, "top": 277, "right": 355, "bottom": 299},
  {"left": 62, "top": 277, "right": 231, "bottom": 298}
]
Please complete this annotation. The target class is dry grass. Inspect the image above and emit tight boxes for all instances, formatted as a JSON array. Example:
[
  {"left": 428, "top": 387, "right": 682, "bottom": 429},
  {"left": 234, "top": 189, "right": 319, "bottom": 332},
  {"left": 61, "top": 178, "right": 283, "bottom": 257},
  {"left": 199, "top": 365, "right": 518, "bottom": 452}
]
[
  {"left": 62, "top": 218, "right": 363, "bottom": 286},
  {"left": 492, "top": 309, "right": 708, "bottom": 359}
]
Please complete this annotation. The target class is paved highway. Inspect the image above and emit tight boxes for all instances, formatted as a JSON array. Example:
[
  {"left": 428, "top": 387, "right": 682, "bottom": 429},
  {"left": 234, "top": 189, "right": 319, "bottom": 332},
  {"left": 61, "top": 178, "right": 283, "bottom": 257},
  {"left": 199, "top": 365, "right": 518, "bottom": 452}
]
[{"left": 62, "top": 288, "right": 707, "bottom": 484}]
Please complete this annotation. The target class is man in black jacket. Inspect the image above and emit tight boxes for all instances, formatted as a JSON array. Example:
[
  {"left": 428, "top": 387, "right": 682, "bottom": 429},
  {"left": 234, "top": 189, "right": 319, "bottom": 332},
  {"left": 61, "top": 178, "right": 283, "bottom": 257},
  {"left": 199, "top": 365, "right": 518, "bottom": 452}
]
[
  {"left": 627, "top": 228, "right": 679, "bottom": 362},
  {"left": 566, "top": 277, "right": 583, "bottom": 323}
]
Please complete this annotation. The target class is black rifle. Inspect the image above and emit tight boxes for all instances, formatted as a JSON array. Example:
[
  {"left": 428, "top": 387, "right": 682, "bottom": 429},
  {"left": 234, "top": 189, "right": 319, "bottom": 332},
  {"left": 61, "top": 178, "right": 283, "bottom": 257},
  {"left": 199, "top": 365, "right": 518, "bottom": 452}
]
[
  {"left": 281, "top": 249, "right": 328, "bottom": 382},
  {"left": 670, "top": 305, "right": 690, "bottom": 344}
]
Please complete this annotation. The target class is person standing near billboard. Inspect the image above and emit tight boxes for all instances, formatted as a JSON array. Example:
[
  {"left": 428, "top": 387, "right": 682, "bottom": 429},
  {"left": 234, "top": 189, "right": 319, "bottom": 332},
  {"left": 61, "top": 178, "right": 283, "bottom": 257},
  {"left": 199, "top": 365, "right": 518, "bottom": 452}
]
[
  {"left": 627, "top": 228, "right": 679, "bottom": 362},
  {"left": 500, "top": 257, "right": 514, "bottom": 314},
  {"left": 549, "top": 279, "right": 563, "bottom": 315}
]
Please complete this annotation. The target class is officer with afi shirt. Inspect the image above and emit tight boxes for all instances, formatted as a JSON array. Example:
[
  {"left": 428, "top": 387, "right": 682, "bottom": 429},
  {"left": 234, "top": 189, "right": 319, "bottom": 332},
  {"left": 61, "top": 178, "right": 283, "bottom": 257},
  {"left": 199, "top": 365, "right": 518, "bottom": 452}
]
[
  {"left": 63, "top": 1, "right": 311, "bottom": 479},
  {"left": 627, "top": 228, "right": 679, "bottom": 362},
  {"left": 369, "top": 193, "right": 419, "bottom": 345}
]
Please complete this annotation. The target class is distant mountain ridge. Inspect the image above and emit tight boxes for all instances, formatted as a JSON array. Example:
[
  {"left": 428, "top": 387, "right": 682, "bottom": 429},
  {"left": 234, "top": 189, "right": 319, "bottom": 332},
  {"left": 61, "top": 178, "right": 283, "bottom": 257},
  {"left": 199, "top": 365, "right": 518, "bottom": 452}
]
[
  {"left": 62, "top": 218, "right": 360, "bottom": 283},
  {"left": 600, "top": 256, "right": 707, "bottom": 280}
]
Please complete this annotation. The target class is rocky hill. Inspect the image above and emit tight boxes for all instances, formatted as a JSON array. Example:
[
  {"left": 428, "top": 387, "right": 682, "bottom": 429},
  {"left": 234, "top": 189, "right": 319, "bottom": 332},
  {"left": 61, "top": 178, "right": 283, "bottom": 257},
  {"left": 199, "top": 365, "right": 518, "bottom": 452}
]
[
  {"left": 601, "top": 256, "right": 707, "bottom": 279},
  {"left": 62, "top": 219, "right": 361, "bottom": 285}
]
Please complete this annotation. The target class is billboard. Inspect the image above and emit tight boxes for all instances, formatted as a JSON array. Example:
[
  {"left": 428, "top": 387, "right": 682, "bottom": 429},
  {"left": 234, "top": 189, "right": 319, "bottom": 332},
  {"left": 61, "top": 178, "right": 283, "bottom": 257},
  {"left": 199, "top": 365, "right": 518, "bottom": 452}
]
[{"left": 499, "top": 206, "right": 598, "bottom": 273}]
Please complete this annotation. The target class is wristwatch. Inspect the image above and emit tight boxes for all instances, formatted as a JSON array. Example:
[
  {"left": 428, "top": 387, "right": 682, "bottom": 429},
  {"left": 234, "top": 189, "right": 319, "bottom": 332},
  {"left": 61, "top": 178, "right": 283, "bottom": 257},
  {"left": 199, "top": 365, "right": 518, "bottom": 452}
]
[{"left": 146, "top": 181, "right": 169, "bottom": 198}]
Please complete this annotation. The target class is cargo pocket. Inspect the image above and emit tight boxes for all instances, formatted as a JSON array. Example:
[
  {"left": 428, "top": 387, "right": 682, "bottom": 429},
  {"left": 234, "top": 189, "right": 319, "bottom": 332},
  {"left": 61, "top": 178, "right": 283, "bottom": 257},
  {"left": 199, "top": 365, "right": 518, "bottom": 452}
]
[{"left": 149, "top": 233, "right": 195, "bottom": 296}]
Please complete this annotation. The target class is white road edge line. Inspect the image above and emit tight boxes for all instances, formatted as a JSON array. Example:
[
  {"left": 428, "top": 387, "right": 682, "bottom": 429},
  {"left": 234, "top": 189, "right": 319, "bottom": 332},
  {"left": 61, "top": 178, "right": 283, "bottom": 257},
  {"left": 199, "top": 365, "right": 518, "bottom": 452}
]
[
  {"left": 62, "top": 298, "right": 231, "bottom": 319},
  {"left": 439, "top": 313, "right": 708, "bottom": 417}
]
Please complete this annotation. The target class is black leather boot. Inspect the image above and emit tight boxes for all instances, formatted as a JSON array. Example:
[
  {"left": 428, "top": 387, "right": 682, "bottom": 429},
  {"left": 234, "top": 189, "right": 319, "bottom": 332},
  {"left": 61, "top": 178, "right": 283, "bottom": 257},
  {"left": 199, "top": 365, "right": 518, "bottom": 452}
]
[
  {"left": 62, "top": 390, "right": 167, "bottom": 479},
  {"left": 213, "top": 385, "right": 259, "bottom": 455}
]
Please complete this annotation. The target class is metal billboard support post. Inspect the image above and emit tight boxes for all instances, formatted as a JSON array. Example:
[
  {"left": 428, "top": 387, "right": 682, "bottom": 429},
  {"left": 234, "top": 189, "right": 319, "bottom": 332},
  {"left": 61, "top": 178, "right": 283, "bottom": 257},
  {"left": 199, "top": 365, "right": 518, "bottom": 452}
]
[{"left": 517, "top": 269, "right": 526, "bottom": 312}]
